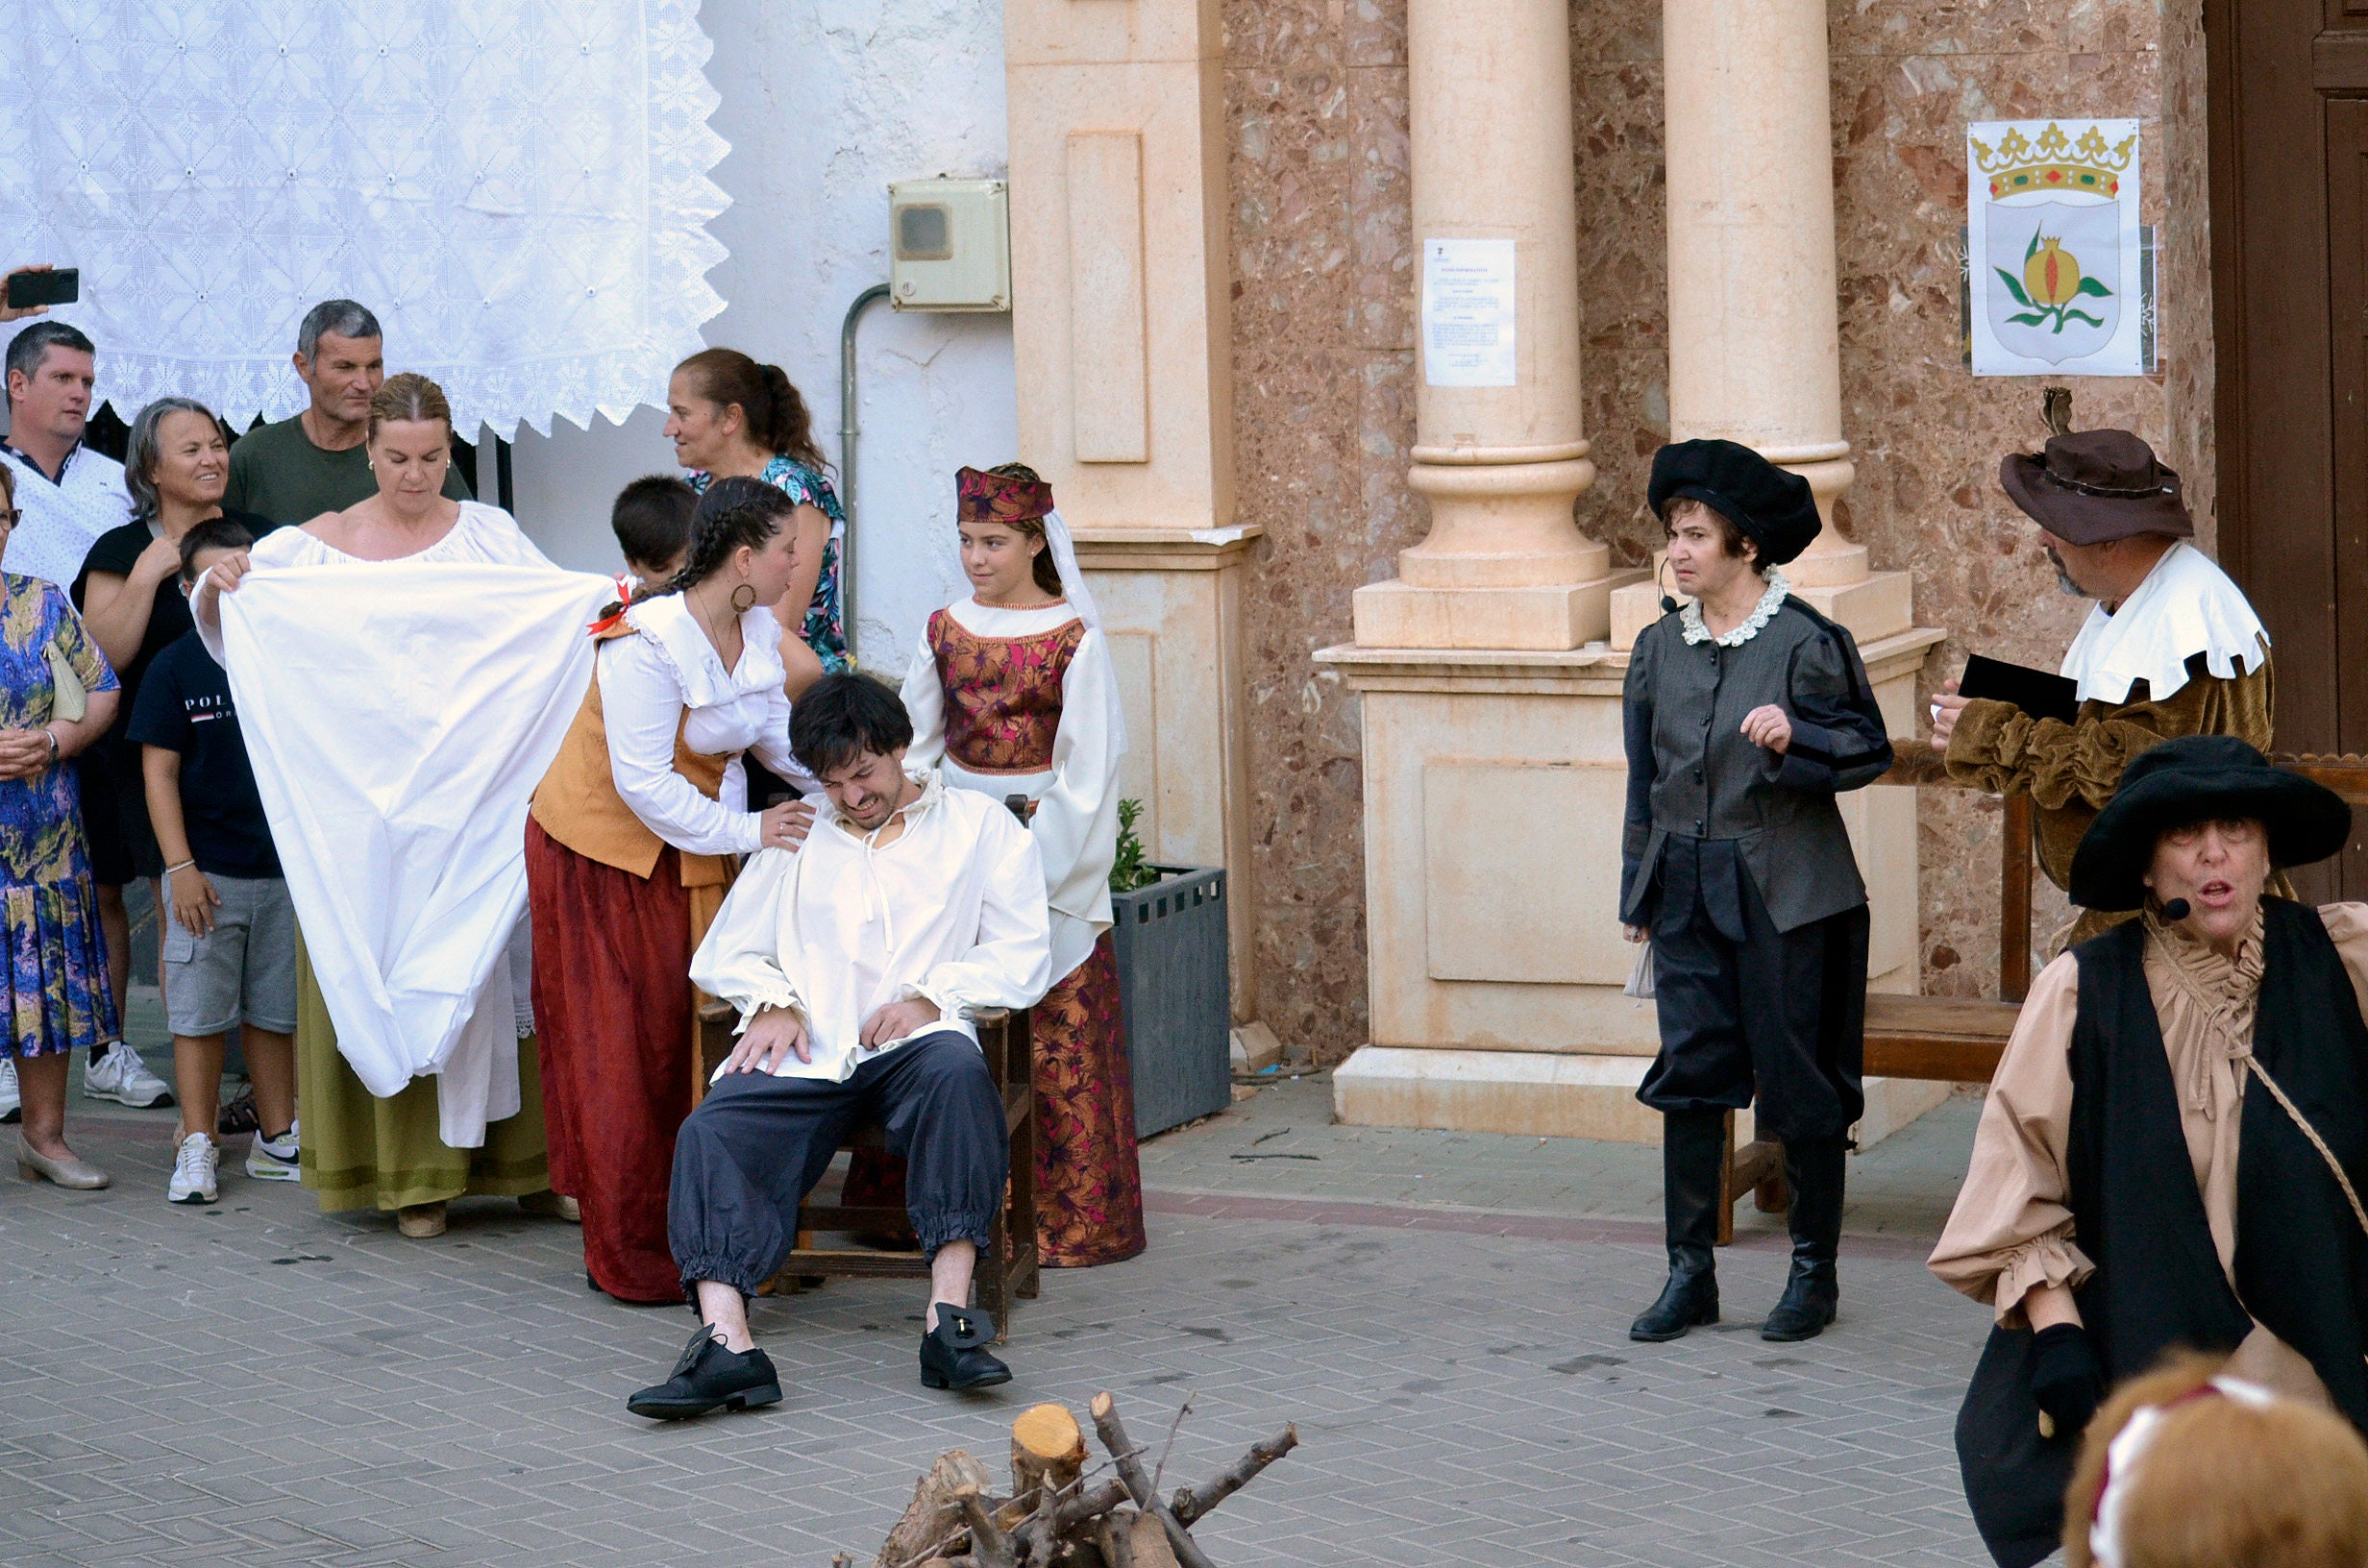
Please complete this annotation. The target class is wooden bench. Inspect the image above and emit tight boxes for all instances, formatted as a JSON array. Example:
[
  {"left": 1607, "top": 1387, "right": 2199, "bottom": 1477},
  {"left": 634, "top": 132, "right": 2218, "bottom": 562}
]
[
  {"left": 1718, "top": 749, "right": 2368, "bottom": 1238},
  {"left": 693, "top": 999, "right": 1043, "bottom": 1338}
]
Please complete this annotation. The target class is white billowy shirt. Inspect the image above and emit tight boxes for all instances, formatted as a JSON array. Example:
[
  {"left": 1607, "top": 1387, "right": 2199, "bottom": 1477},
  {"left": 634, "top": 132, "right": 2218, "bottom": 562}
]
[
  {"left": 691, "top": 772, "right": 1052, "bottom": 1084},
  {"left": 0, "top": 443, "right": 131, "bottom": 588},
  {"left": 597, "top": 592, "right": 812, "bottom": 853},
  {"left": 198, "top": 502, "right": 598, "bottom": 1146},
  {"left": 900, "top": 598, "right": 1122, "bottom": 985}
]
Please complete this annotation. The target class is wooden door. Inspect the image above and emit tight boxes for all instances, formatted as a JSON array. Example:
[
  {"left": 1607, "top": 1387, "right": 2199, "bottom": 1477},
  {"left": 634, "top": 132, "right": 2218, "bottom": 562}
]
[{"left": 2210, "top": 0, "right": 2368, "bottom": 894}]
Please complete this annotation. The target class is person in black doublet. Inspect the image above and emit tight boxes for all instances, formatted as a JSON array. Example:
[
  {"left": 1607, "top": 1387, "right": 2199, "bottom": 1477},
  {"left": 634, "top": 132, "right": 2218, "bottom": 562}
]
[{"left": 1619, "top": 439, "right": 1894, "bottom": 1345}]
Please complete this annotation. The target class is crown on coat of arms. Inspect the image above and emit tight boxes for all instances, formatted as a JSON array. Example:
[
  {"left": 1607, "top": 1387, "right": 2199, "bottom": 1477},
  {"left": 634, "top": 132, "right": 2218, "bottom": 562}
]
[{"left": 1970, "top": 122, "right": 2135, "bottom": 200}]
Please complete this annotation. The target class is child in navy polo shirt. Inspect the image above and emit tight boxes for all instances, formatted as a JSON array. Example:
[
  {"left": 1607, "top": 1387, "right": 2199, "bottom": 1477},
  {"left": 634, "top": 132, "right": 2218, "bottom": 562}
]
[{"left": 129, "top": 517, "right": 298, "bottom": 1206}]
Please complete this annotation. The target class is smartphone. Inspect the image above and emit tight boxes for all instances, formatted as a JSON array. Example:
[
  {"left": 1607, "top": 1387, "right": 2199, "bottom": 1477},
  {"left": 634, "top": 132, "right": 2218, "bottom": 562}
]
[{"left": 6, "top": 268, "right": 78, "bottom": 309}]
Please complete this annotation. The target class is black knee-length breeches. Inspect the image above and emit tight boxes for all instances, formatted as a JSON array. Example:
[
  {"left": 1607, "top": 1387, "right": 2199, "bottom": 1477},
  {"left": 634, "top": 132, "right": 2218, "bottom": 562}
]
[
  {"left": 1638, "top": 836, "right": 1868, "bottom": 1141},
  {"left": 668, "top": 1030, "right": 1009, "bottom": 1298}
]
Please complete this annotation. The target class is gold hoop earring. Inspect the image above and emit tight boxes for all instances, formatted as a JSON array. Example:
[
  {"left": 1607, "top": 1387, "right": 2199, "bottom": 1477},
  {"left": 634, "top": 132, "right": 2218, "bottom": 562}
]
[{"left": 729, "top": 583, "right": 757, "bottom": 613}]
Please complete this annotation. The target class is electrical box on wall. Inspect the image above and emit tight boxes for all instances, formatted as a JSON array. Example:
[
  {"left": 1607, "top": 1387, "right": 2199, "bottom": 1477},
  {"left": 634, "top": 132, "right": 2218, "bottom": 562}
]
[{"left": 888, "top": 178, "right": 1010, "bottom": 312}]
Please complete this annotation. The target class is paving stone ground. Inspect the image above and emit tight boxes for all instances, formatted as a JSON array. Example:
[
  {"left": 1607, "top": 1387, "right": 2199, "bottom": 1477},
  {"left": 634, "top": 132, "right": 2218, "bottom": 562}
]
[{"left": 4, "top": 1028, "right": 2008, "bottom": 1568}]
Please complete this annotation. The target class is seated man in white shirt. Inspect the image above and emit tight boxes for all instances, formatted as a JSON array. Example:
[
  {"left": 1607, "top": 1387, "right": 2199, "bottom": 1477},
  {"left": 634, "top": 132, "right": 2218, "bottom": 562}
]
[{"left": 628, "top": 673, "right": 1052, "bottom": 1420}]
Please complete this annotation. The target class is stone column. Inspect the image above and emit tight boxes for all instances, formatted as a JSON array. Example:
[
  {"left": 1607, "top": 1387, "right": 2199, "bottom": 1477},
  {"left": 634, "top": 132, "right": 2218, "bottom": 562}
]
[
  {"left": 1351, "top": 0, "right": 1619, "bottom": 652},
  {"left": 1320, "top": 0, "right": 1945, "bottom": 1146},
  {"left": 1610, "top": 0, "right": 1912, "bottom": 648}
]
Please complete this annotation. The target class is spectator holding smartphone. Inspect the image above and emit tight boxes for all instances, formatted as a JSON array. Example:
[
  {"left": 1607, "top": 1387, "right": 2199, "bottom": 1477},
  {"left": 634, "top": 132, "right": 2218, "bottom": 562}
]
[{"left": 130, "top": 517, "right": 298, "bottom": 1206}]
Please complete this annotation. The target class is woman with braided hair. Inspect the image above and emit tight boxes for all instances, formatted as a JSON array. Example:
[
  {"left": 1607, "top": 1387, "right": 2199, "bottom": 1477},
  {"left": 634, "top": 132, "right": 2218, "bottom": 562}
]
[{"left": 527, "top": 475, "right": 817, "bottom": 1303}]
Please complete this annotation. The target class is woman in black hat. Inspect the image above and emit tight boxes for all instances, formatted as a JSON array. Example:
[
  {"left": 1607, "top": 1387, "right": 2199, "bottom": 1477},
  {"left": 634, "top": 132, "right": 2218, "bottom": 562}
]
[
  {"left": 1620, "top": 438, "right": 1893, "bottom": 1345},
  {"left": 1932, "top": 735, "right": 2368, "bottom": 1568}
]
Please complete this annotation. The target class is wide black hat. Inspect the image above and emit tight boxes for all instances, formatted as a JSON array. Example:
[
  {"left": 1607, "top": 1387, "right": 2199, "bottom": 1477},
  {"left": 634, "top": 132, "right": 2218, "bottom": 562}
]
[
  {"left": 2067, "top": 735, "right": 2352, "bottom": 911},
  {"left": 1647, "top": 438, "right": 1822, "bottom": 568},
  {"left": 1999, "top": 429, "right": 2194, "bottom": 546}
]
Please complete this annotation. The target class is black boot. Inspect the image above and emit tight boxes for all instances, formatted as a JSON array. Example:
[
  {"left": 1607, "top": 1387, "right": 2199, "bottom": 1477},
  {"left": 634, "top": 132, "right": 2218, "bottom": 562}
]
[
  {"left": 1762, "top": 1135, "right": 1845, "bottom": 1342},
  {"left": 626, "top": 1324, "right": 784, "bottom": 1419},
  {"left": 920, "top": 1304, "right": 1011, "bottom": 1390},
  {"left": 1630, "top": 1110, "right": 1725, "bottom": 1342}
]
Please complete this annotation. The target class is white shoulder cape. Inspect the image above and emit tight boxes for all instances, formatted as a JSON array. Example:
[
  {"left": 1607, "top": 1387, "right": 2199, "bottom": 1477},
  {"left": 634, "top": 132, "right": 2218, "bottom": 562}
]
[{"left": 2059, "top": 541, "right": 2270, "bottom": 704}]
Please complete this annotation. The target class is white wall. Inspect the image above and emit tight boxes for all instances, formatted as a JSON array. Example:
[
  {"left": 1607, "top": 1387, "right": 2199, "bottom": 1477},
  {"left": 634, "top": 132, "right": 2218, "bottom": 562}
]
[{"left": 506, "top": 0, "right": 1016, "bottom": 678}]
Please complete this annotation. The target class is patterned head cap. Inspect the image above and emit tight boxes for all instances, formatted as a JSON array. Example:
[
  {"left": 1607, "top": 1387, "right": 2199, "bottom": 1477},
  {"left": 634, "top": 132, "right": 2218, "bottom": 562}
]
[{"left": 956, "top": 464, "right": 1054, "bottom": 525}]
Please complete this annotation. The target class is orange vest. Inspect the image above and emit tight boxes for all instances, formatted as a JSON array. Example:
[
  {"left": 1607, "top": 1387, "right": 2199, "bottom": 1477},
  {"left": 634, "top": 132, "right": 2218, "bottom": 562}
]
[{"left": 529, "top": 627, "right": 734, "bottom": 891}]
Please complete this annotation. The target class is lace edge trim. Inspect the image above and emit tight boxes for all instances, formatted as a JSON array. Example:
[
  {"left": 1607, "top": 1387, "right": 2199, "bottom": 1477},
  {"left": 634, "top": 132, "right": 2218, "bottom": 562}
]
[{"left": 1678, "top": 567, "right": 1791, "bottom": 647}]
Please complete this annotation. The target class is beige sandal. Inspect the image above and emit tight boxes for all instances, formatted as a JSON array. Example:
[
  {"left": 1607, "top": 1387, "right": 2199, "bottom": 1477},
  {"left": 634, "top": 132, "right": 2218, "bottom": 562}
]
[{"left": 396, "top": 1200, "right": 447, "bottom": 1237}]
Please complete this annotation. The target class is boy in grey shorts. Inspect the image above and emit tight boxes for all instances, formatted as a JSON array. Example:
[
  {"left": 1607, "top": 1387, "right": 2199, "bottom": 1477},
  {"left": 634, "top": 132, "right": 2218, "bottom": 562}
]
[{"left": 128, "top": 518, "right": 300, "bottom": 1205}]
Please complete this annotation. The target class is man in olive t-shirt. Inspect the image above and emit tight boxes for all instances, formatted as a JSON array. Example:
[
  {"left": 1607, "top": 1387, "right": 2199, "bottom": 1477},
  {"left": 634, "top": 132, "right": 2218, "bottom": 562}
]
[{"left": 223, "top": 299, "right": 472, "bottom": 525}]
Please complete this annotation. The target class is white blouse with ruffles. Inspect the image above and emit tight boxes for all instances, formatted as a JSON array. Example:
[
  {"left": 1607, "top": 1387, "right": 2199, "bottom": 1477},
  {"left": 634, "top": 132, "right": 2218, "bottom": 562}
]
[{"left": 595, "top": 592, "right": 808, "bottom": 856}]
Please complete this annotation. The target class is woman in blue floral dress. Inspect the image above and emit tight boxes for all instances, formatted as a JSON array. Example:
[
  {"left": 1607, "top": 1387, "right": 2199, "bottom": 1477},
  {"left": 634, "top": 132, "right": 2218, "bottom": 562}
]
[
  {"left": 664, "top": 348, "right": 850, "bottom": 686},
  {"left": 0, "top": 467, "right": 125, "bottom": 1190}
]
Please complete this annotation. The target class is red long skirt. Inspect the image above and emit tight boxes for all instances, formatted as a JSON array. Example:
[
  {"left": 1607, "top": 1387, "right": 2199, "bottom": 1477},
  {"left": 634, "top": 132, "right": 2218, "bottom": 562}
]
[
  {"left": 846, "top": 931, "right": 1147, "bottom": 1266},
  {"left": 526, "top": 820, "right": 696, "bottom": 1304}
]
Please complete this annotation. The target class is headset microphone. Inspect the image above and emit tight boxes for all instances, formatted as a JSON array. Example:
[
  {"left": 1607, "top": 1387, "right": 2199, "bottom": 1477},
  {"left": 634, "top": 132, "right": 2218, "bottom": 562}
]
[
  {"left": 2161, "top": 897, "right": 2192, "bottom": 921},
  {"left": 1661, "top": 596, "right": 1680, "bottom": 614}
]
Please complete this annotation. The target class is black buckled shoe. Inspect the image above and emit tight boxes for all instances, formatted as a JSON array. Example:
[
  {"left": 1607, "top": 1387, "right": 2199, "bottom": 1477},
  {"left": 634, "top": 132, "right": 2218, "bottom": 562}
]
[
  {"left": 627, "top": 1325, "right": 783, "bottom": 1419},
  {"left": 920, "top": 1305, "right": 1011, "bottom": 1390}
]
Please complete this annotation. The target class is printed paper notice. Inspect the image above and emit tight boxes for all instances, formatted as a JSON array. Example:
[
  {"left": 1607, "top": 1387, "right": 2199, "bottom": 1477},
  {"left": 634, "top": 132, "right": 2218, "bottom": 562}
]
[{"left": 1421, "top": 238, "right": 1517, "bottom": 387}]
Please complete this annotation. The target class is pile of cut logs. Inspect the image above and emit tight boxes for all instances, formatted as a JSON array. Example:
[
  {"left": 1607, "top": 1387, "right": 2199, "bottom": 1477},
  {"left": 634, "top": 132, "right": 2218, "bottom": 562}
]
[{"left": 851, "top": 1391, "right": 1297, "bottom": 1568}]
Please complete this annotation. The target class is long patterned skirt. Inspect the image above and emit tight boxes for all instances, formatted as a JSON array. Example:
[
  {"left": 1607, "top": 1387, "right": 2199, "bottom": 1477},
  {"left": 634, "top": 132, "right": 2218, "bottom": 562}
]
[
  {"left": 526, "top": 821, "right": 726, "bottom": 1304},
  {"left": 0, "top": 870, "right": 118, "bottom": 1058},
  {"left": 294, "top": 941, "right": 549, "bottom": 1213},
  {"left": 846, "top": 932, "right": 1146, "bottom": 1267}
]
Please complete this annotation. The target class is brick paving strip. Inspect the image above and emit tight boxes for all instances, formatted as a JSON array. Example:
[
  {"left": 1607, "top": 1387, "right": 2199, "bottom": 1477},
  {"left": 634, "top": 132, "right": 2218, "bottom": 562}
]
[{"left": 4, "top": 1055, "right": 1997, "bottom": 1568}]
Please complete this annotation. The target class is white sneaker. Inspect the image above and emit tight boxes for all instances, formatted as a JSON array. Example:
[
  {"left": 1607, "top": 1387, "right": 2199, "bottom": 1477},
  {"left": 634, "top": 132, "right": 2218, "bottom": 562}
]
[
  {"left": 0, "top": 1057, "right": 17, "bottom": 1124},
  {"left": 167, "top": 1133, "right": 219, "bottom": 1205},
  {"left": 246, "top": 1122, "right": 301, "bottom": 1183},
  {"left": 84, "top": 1043, "right": 174, "bottom": 1108}
]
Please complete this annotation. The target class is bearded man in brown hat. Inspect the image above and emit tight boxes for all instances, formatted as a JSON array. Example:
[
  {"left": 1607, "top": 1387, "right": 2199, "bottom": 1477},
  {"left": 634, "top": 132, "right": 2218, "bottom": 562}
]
[{"left": 1930, "top": 404, "right": 2274, "bottom": 947}]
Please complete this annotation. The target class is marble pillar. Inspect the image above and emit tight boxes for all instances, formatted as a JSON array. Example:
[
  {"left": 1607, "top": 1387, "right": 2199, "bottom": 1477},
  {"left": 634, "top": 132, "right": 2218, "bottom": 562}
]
[
  {"left": 1321, "top": 0, "right": 1946, "bottom": 1146},
  {"left": 1350, "top": 0, "right": 1622, "bottom": 651},
  {"left": 1003, "top": 0, "right": 1264, "bottom": 1025},
  {"left": 1610, "top": 0, "right": 1912, "bottom": 649}
]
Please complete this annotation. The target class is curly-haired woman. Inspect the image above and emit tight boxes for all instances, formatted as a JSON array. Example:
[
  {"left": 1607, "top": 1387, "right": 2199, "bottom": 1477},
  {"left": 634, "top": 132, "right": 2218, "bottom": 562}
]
[{"left": 527, "top": 476, "right": 817, "bottom": 1303}]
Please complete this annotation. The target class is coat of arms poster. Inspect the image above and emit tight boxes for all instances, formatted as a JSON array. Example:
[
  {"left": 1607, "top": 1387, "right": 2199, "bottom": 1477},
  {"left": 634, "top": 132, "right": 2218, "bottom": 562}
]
[{"left": 1966, "top": 118, "right": 2142, "bottom": 377}]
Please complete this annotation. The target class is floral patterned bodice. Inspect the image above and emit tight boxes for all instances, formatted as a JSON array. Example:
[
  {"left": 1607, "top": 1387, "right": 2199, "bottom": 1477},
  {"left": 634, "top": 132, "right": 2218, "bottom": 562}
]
[{"left": 929, "top": 606, "right": 1082, "bottom": 775}]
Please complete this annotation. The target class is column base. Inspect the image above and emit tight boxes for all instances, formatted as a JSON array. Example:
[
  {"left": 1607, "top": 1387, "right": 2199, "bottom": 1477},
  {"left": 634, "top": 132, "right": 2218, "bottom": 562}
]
[
  {"left": 1352, "top": 571, "right": 1647, "bottom": 651},
  {"left": 1331, "top": 1045, "right": 1948, "bottom": 1150}
]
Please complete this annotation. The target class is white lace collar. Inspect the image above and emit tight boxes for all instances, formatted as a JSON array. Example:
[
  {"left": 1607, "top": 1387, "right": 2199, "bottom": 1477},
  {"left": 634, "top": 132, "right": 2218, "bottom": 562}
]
[
  {"left": 1680, "top": 567, "right": 1790, "bottom": 647},
  {"left": 622, "top": 592, "right": 788, "bottom": 709}
]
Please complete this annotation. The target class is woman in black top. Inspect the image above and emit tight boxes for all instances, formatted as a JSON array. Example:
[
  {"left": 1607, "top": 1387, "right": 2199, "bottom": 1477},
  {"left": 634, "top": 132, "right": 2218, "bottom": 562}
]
[
  {"left": 71, "top": 399, "right": 274, "bottom": 1105},
  {"left": 1619, "top": 439, "right": 1892, "bottom": 1345}
]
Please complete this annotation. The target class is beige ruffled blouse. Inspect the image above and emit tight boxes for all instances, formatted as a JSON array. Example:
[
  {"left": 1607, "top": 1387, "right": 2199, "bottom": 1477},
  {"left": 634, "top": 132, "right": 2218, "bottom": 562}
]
[{"left": 1930, "top": 901, "right": 2368, "bottom": 1327}]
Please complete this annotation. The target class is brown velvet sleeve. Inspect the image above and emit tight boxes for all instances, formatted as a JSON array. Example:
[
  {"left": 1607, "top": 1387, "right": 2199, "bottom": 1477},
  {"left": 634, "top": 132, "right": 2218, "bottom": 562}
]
[{"left": 1942, "top": 654, "right": 2274, "bottom": 812}]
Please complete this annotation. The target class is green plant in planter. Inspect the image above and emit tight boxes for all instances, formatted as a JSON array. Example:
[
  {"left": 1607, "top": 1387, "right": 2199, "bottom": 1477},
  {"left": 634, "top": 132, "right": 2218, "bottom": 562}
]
[{"left": 1110, "top": 798, "right": 1162, "bottom": 894}]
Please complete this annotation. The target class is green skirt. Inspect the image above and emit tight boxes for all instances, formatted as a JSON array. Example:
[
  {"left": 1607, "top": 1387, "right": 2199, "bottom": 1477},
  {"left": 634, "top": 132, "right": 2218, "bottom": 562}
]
[{"left": 295, "top": 940, "right": 549, "bottom": 1213}]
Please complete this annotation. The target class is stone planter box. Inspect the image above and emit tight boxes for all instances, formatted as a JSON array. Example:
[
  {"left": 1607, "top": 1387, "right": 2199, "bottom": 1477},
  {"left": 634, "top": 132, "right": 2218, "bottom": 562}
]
[{"left": 1110, "top": 865, "right": 1231, "bottom": 1138}]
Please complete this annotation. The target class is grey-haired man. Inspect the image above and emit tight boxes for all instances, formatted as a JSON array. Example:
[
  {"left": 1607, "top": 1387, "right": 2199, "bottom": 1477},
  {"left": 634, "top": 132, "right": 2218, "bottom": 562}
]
[{"left": 221, "top": 300, "right": 470, "bottom": 526}]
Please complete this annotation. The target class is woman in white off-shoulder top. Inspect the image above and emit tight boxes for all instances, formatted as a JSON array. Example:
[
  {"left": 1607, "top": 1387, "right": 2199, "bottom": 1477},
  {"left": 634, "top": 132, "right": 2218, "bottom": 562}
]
[{"left": 525, "top": 476, "right": 817, "bottom": 1304}]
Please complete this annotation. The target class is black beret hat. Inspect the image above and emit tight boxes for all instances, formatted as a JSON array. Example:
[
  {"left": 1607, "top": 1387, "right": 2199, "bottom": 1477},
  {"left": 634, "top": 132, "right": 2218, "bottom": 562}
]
[{"left": 1647, "top": 439, "right": 1823, "bottom": 567}]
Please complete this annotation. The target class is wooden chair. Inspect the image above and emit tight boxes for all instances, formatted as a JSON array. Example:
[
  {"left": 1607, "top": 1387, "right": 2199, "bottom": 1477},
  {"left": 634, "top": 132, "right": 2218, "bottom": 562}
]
[
  {"left": 1715, "top": 749, "right": 2368, "bottom": 1239},
  {"left": 693, "top": 998, "right": 1043, "bottom": 1338}
]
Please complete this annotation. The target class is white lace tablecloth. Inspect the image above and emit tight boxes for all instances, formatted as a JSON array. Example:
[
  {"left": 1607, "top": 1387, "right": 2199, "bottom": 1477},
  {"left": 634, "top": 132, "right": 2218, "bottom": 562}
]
[{"left": 0, "top": 2, "right": 729, "bottom": 437}]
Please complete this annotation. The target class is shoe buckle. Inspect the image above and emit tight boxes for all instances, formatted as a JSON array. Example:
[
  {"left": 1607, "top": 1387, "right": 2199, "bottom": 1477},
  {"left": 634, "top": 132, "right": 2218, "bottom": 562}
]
[
  {"left": 936, "top": 1308, "right": 993, "bottom": 1350},
  {"left": 669, "top": 1324, "right": 719, "bottom": 1378}
]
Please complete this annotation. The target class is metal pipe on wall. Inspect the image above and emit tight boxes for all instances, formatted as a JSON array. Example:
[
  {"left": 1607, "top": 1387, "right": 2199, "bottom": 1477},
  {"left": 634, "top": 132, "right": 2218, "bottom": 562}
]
[{"left": 837, "top": 282, "right": 892, "bottom": 665}]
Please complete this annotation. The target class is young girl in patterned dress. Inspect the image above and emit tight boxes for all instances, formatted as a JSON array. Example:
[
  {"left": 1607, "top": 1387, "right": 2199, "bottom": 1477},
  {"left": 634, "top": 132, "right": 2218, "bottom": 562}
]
[{"left": 845, "top": 463, "right": 1145, "bottom": 1266}]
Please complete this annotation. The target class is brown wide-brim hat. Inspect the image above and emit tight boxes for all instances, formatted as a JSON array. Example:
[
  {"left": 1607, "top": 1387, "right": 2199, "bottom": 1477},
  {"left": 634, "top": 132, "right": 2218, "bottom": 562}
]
[{"left": 1999, "top": 429, "right": 2194, "bottom": 545}]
